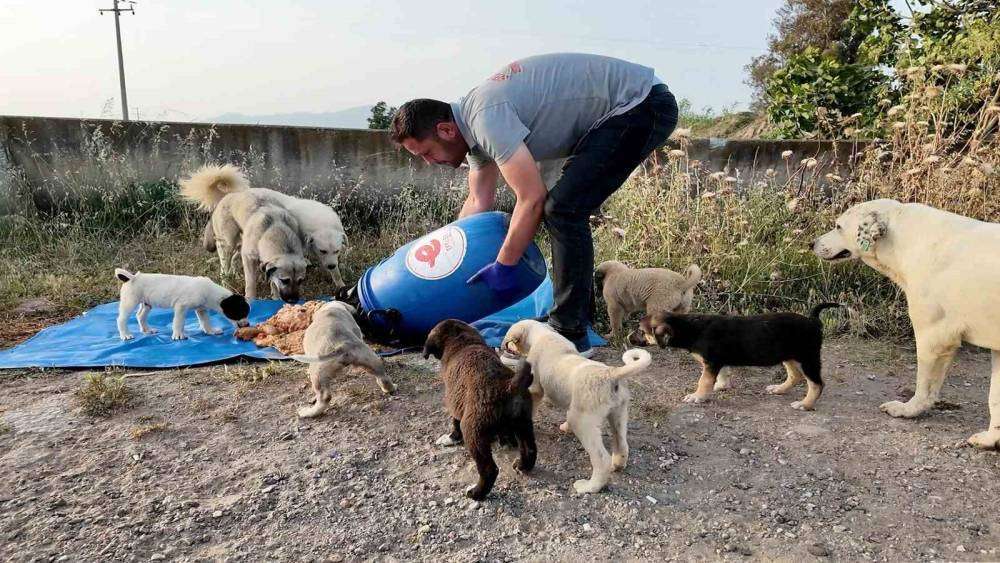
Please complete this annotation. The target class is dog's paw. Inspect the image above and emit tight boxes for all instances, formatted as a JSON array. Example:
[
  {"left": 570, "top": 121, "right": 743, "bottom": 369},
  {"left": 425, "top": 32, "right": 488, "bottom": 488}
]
[
  {"left": 573, "top": 479, "right": 604, "bottom": 494},
  {"left": 465, "top": 485, "right": 488, "bottom": 501},
  {"left": 967, "top": 429, "right": 1000, "bottom": 450},
  {"left": 880, "top": 399, "right": 927, "bottom": 418},
  {"left": 380, "top": 382, "right": 397, "bottom": 395},
  {"left": 558, "top": 421, "right": 571, "bottom": 433},
  {"left": 713, "top": 380, "right": 732, "bottom": 391},
  {"left": 171, "top": 333, "right": 188, "bottom": 341},
  {"left": 513, "top": 457, "right": 535, "bottom": 474},
  {"left": 765, "top": 384, "right": 788, "bottom": 395},
  {"left": 141, "top": 328, "right": 158, "bottom": 335},
  {"left": 611, "top": 454, "right": 628, "bottom": 471},
  {"left": 435, "top": 433, "right": 461, "bottom": 447},
  {"left": 120, "top": 333, "right": 135, "bottom": 341},
  {"left": 205, "top": 328, "right": 223, "bottom": 336},
  {"left": 682, "top": 393, "right": 709, "bottom": 404},
  {"left": 790, "top": 400, "right": 814, "bottom": 411}
]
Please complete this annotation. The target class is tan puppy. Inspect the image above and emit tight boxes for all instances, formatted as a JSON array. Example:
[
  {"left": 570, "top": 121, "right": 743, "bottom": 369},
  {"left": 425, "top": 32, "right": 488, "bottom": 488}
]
[
  {"left": 290, "top": 301, "right": 395, "bottom": 418},
  {"left": 501, "top": 320, "right": 651, "bottom": 494},
  {"left": 596, "top": 260, "right": 701, "bottom": 339}
]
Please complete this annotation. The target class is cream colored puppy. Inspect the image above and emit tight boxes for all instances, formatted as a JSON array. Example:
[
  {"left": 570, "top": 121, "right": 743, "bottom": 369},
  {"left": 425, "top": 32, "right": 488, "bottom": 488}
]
[
  {"left": 501, "top": 320, "right": 651, "bottom": 493},
  {"left": 596, "top": 260, "right": 702, "bottom": 338},
  {"left": 290, "top": 301, "right": 395, "bottom": 418},
  {"left": 814, "top": 199, "right": 1000, "bottom": 449}
]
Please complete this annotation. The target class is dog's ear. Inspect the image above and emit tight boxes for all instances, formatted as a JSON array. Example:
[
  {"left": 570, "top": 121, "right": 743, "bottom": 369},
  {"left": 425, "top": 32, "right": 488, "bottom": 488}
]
[
  {"left": 422, "top": 328, "right": 443, "bottom": 360},
  {"left": 856, "top": 211, "right": 887, "bottom": 253},
  {"left": 260, "top": 262, "right": 277, "bottom": 279}
]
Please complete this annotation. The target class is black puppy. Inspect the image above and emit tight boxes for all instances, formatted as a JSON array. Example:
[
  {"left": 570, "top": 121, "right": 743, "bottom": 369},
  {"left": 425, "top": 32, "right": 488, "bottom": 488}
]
[
  {"left": 423, "top": 319, "right": 536, "bottom": 500},
  {"left": 639, "top": 303, "right": 840, "bottom": 411}
]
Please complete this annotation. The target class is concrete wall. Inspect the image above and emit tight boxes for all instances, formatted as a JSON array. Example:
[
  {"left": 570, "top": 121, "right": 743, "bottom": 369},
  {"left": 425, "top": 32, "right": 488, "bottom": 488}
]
[{"left": 0, "top": 115, "right": 870, "bottom": 200}]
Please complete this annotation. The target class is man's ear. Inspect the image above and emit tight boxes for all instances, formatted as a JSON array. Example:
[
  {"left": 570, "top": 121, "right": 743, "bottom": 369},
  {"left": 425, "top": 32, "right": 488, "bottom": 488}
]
[
  {"left": 856, "top": 211, "right": 887, "bottom": 252},
  {"left": 436, "top": 121, "right": 459, "bottom": 141}
]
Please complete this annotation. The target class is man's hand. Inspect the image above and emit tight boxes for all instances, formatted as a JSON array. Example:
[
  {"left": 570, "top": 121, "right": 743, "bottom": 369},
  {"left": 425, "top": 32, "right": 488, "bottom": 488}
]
[
  {"left": 495, "top": 144, "right": 547, "bottom": 265},
  {"left": 459, "top": 163, "right": 499, "bottom": 218},
  {"left": 467, "top": 261, "right": 519, "bottom": 301}
]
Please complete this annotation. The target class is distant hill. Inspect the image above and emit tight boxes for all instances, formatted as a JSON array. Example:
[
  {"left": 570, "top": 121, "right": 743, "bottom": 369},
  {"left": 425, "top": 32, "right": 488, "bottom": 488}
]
[{"left": 207, "top": 105, "right": 375, "bottom": 129}]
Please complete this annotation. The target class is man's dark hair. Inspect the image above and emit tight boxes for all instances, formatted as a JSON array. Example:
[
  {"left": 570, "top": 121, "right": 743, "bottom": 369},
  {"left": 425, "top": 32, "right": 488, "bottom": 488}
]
[{"left": 389, "top": 99, "right": 453, "bottom": 143}]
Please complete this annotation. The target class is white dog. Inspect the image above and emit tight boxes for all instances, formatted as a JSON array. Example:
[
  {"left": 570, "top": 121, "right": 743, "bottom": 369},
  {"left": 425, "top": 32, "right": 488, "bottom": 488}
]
[
  {"left": 115, "top": 268, "right": 250, "bottom": 341},
  {"left": 813, "top": 198, "right": 1000, "bottom": 449},
  {"left": 501, "top": 320, "right": 651, "bottom": 493},
  {"left": 181, "top": 164, "right": 310, "bottom": 302},
  {"left": 187, "top": 165, "right": 348, "bottom": 289},
  {"left": 290, "top": 301, "right": 395, "bottom": 418}
]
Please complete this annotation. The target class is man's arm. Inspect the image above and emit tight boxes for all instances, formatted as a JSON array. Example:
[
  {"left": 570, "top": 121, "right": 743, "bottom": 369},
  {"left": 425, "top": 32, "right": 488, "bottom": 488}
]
[
  {"left": 495, "top": 144, "right": 547, "bottom": 266},
  {"left": 458, "top": 162, "right": 500, "bottom": 218}
]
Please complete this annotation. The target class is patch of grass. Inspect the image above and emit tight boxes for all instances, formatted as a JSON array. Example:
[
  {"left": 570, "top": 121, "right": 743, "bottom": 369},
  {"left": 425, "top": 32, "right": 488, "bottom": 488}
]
[
  {"left": 77, "top": 371, "right": 133, "bottom": 417},
  {"left": 213, "top": 361, "right": 299, "bottom": 386},
  {"left": 0, "top": 419, "right": 11, "bottom": 435},
  {"left": 130, "top": 420, "right": 169, "bottom": 440}
]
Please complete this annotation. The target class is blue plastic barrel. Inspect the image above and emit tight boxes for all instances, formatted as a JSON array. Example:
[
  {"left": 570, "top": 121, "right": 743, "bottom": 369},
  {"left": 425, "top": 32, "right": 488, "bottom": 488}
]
[{"left": 357, "top": 212, "right": 546, "bottom": 343}]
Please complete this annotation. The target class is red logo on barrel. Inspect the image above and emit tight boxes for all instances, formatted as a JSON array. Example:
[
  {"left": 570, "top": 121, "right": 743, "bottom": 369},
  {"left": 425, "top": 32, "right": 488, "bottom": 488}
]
[{"left": 414, "top": 239, "right": 442, "bottom": 268}]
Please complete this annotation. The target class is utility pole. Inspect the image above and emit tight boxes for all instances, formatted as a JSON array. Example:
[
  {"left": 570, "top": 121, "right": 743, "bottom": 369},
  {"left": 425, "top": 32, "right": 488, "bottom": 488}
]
[{"left": 99, "top": 0, "right": 136, "bottom": 121}]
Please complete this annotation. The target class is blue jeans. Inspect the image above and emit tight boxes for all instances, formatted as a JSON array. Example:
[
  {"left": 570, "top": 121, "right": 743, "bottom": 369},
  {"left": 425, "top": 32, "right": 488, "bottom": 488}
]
[{"left": 544, "top": 84, "right": 678, "bottom": 339}]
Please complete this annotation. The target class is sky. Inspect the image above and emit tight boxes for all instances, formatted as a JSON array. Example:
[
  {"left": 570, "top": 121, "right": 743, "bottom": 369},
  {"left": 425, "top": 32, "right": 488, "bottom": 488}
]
[{"left": 3, "top": 0, "right": 813, "bottom": 122}]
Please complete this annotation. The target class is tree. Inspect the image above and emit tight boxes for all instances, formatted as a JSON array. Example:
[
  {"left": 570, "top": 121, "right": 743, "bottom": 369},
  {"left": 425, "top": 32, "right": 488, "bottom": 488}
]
[
  {"left": 367, "top": 101, "right": 397, "bottom": 130},
  {"left": 744, "top": 0, "right": 856, "bottom": 108}
]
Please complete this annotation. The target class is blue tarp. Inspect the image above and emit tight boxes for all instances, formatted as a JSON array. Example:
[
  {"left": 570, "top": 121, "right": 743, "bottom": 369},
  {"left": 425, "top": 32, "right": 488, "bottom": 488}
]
[
  {"left": 472, "top": 276, "right": 607, "bottom": 349},
  {"left": 0, "top": 275, "right": 605, "bottom": 369}
]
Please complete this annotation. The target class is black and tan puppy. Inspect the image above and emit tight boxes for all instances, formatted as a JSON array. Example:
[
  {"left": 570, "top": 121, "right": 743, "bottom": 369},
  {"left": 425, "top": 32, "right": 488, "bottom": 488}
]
[
  {"left": 639, "top": 303, "right": 840, "bottom": 411},
  {"left": 423, "top": 319, "right": 536, "bottom": 501}
]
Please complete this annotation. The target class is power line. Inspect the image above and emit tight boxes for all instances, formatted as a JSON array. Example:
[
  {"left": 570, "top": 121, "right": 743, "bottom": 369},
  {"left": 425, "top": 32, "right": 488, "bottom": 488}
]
[{"left": 98, "top": 0, "right": 136, "bottom": 121}]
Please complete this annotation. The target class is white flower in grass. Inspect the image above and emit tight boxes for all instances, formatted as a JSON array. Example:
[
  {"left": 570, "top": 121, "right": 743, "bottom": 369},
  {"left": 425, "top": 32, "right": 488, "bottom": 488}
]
[
  {"left": 786, "top": 198, "right": 801, "bottom": 212},
  {"left": 843, "top": 127, "right": 856, "bottom": 136},
  {"left": 824, "top": 173, "right": 843, "bottom": 182},
  {"left": 667, "top": 149, "right": 687, "bottom": 160},
  {"left": 737, "top": 240, "right": 749, "bottom": 247},
  {"left": 962, "top": 156, "right": 978, "bottom": 167},
  {"left": 765, "top": 168, "right": 776, "bottom": 178},
  {"left": 612, "top": 227, "right": 626, "bottom": 239},
  {"left": 724, "top": 176, "right": 737, "bottom": 184},
  {"left": 672, "top": 128, "right": 692, "bottom": 139},
  {"left": 924, "top": 86, "right": 942, "bottom": 99},
  {"left": 709, "top": 171, "right": 725, "bottom": 181},
  {"left": 887, "top": 105, "right": 905, "bottom": 117},
  {"left": 802, "top": 158, "right": 818, "bottom": 169},
  {"left": 701, "top": 191, "right": 717, "bottom": 199},
  {"left": 931, "top": 64, "right": 945, "bottom": 73},
  {"left": 781, "top": 150, "right": 794, "bottom": 159},
  {"left": 769, "top": 271, "right": 783, "bottom": 282},
  {"left": 792, "top": 228, "right": 805, "bottom": 235},
  {"left": 892, "top": 122, "right": 907, "bottom": 130},
  {"left": 922, "top": 155, "right": 941, "bottom": 165}
]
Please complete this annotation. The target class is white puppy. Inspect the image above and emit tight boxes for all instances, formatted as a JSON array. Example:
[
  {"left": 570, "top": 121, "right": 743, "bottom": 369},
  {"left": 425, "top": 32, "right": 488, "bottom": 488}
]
[
  {"left": 501, "top": 320, "right": 651, "bottom": 493},
  {"left": 813, "top": 199, "right": 1000, "bottom": 449},
  {"left": 290, "top": 301, "right": 396, "bottom": 418},
  {"left": 115, "top": 269, "right": 250, "bottom": 341}
]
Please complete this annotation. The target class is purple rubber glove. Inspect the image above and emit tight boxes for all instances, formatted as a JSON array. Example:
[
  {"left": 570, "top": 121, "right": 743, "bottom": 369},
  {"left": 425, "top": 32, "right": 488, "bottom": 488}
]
[{"left": 467, "top": 261, "right": 519, "bottom": 301}]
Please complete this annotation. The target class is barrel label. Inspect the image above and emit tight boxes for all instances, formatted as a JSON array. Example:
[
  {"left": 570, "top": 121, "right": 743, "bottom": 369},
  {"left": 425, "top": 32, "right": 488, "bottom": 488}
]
[{"left": 405, "top": 226, "right": 467, "bottom": 280}]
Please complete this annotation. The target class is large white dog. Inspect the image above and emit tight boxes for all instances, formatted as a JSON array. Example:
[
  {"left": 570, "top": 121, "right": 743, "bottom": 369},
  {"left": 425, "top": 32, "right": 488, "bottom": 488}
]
[{"left": 813, "top": 198, "right": 1000, "bottom": 449}]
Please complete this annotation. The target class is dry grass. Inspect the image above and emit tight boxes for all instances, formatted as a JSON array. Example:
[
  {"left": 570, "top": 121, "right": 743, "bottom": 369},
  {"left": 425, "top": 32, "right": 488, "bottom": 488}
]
[
  {"left": 130, "top": 420, "right": 170, "bottom": 440},
  {"left": 77, "top": 371, "right": 133, "bottom": 417}
]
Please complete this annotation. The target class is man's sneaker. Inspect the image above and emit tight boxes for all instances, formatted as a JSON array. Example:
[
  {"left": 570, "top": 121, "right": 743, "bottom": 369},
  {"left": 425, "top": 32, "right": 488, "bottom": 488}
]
[{"left": 567, "top": 333, "right": 595, "bottom": 359}]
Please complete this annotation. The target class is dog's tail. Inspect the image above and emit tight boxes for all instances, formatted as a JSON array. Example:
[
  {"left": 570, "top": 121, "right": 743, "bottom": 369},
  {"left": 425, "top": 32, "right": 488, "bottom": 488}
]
[
  {"left": 609, "top": 348, "right": 653, "bottom": 380},
  {"left": 681, "top": 264, "right": 702, "bottom": 292},
  {"left": 809, "top": 302, "right": 842, "bottom": 319},
  {"left": 507, "top": 359, "right": 534, "bottom": 392},
  {"left": 288, "top": 352, "right": 337, "bottom": 364},
  {"left": 115, "top": 268, "right": 134, "bottom": 283},
  {"left": 179, "top": 164, "right": 249, "bottom": 212}
]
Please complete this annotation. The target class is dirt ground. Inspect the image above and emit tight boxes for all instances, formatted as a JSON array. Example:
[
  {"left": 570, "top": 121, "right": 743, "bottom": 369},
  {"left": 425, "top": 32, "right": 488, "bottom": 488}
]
[{"left": 2, "top": 337, "right": 999, "bottom": 562}]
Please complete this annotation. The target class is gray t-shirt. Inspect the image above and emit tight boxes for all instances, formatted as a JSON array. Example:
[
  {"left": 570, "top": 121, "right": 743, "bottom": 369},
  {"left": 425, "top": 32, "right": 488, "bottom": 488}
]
[{"left": 451, "top": 53, "right": 660, "bottom": 170}]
